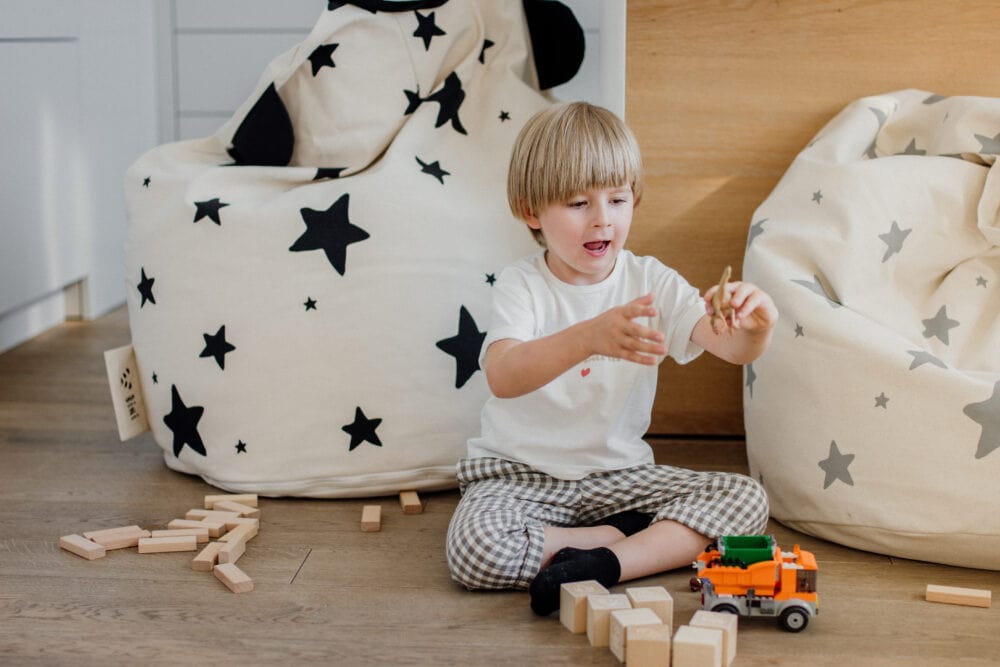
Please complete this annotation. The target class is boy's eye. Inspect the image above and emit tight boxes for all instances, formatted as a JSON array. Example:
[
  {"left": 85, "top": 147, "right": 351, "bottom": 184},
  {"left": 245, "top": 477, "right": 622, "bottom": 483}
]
[{"left": 569, "top": 200, "right": 587, "bottom": 208}]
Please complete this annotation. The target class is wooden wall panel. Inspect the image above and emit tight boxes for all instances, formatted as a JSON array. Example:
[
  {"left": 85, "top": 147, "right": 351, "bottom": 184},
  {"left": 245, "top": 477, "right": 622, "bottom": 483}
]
[{"left": 626, "top": 0, "right": 1000, "bottom": 435}]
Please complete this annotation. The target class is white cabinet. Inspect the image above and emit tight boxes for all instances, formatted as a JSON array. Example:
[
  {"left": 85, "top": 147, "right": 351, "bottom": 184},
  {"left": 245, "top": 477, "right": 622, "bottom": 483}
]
[{"left": 0, "top": 1, "right": 158, "bottom": 353}]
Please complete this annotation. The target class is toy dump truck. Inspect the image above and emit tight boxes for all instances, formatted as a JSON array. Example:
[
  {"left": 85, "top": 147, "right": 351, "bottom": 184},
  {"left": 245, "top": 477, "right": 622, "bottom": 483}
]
[{"left": 690, "top": 535, "right": 819, "bottom": 632}]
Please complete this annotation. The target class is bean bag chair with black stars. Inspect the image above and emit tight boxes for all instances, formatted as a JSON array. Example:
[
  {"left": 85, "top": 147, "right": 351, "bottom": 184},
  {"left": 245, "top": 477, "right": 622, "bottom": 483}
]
[
  {"left": 123, "top": 0, "right": 584, "bottom": 497},
  {"left": 743, "top": 89, "right": 1000, "bottom": 569}
]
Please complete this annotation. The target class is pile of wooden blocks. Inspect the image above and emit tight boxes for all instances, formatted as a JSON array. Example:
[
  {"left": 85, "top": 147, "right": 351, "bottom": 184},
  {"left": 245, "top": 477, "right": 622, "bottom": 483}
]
[
  {"left": 58, "top": 493, "right": 260, "bottom": 594},
  {"left": 560, "top": 580, "right": 737, "bottom": 666}
]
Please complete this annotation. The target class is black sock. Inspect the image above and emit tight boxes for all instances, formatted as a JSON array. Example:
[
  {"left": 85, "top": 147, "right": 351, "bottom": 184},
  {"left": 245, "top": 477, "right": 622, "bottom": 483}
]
[
  {"left": 595, "top": 510, "right": 652, "bottom": 537},
  {"left": 529, "top": 547, "right": 621, "bottom": 616}
]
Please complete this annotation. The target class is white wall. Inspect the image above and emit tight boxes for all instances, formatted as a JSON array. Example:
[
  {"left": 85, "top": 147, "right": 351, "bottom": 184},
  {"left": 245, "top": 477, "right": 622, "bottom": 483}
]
[{"left": 0, "top": 0, "right": 160, "bottom": 353}]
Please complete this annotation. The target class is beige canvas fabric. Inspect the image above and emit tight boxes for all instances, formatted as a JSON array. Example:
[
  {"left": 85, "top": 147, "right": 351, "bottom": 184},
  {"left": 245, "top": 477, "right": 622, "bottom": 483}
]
[
  {"left": 123, "top": 1, "right": 552, "bottom": 497},
  {"left": 744, "top": 89, "right": 1000, "bottom": 569}
]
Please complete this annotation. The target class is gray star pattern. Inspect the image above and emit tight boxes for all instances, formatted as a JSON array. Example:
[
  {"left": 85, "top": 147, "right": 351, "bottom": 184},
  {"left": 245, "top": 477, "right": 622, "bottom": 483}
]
[
  {"left": 898, "top": 138, "right": 926, "bottom": 156},
  {"left": 963, "top": 381, "right": 1000, "bottom": 459},
  {"left": 746, "top": 219, "right": 767, "bottom": 247},
  {"left": 977, "top": 275, "right": 988, "bottom": 288},
  {"left": 792, "top": 275, "right": 842, "bottom": 307},
  {"left": 874, "top": 392, "right": 889, "bottom": 409},
  {"left": 812, "top": 190, "right": 823, "bottom": 204},
  {"left": 922, "top": 305, "right": 960, "bottom": 344},
  {"left": 878, "top": 221, "right": 912, "bottom": 262},
  {"left": 923, "top": 94, "right": 947, "bottom": 105},
  {"left": 974, "top": 131, "right": 1000, "bottom": 154},
  {"left": 819, "top": 440, "right": 854, "bottom": 489},
  {"left": 794, "top": 323, "right": 804, "bottom": 337},
  {"left": 745, "top": 363, "right": 757, "bottom": 398},
  {"left": 907, "top": 349, "right": 947, "bottom": 370}
]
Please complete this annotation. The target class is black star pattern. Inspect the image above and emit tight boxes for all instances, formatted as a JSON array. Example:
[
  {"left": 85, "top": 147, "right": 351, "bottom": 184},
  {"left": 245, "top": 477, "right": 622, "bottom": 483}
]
[
  {"left": 304, "top": 297, "right": 318, "bottom": 311},
  {"left": 235, "top": 440, "right": 247, "bottom": 454},
  {"left": 314, "top": 167, "right": 346, "bottom": 180},
  {"left": 200, "top": 325, "right": 236, "bottom": 370},
  {"left": 342, "top": 407, "right": 383, "bottom": 451},
  {"left": 479, "top": 39, "right": 495, "bottom": 64},
  {"left": 290, "top": 194, "right": 371, "bottom": 275},
  {"left": 485, "top": 273, "right": 496, "bottom": 285},
  {"left": 193, "top": 198, "right": 229, "bottom": 225},
  {"left": 152, "top": 373, "right": 158, "bottom": 384},
  {"left": 436, "top": 305, "right": 486, "bottom": 389},
  {"left": 416, "top": 156, "right": 450, "bottom": 184},
  {"left": 328, "top": 0, "right": 448, "bottom": 12},
  {"left": 413, "top": 10, "right": 445, "bottom": 50},
  {"left": 403, "top": 72, "right": 467, "bottom": 135},
  {"left": 309, "top": 43, "right": 339, "bottom": 76},
  {"left": 498, "top": 110, "right": 511, "bottom": 122},
  {"left": 142, "top": 176, "right": 151, "bottom": 187},
  {"left": 163, "top": 385, "right": 207, "bottom": 458},
  {"left": 137, "top": 268, "right": 156, "bottom": 307}
]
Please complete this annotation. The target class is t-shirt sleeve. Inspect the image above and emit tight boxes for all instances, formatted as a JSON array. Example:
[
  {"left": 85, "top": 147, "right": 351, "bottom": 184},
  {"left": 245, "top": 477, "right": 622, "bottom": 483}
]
[
  {"left": 655, "top": 265, "right": 706, "bottom": 365},
  {"left": 479, "top": 265, "right": 536, "bottom": 367}
]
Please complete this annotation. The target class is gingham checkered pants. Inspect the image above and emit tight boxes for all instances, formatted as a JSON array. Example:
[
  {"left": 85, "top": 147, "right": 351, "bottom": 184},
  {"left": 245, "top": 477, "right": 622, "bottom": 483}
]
[{"left": 445, "top": 457, "right": 768, "bottom": 590}]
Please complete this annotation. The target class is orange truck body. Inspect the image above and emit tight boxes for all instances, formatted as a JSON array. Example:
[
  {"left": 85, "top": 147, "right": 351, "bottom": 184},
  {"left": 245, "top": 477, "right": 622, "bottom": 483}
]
[{"left": 693, "top": 535, "right": 819, "bottom": 632}]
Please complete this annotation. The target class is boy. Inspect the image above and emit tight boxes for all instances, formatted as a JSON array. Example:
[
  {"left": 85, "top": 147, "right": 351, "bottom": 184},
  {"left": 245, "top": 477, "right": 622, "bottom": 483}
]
[{"left": 446, "top": 102, "right": 777, "bottom": 615}]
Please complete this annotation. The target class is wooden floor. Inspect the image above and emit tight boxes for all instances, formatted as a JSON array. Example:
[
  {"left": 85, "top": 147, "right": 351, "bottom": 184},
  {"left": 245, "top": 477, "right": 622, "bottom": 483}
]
[{"left": 1, "top": 308, "right": 998, "bottom": 665}]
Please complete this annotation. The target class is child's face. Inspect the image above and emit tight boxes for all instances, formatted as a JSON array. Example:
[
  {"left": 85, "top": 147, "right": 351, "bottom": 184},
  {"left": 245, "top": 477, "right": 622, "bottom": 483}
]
[{"left": 526, "top": 184, "right": 634, "bottom": 285}]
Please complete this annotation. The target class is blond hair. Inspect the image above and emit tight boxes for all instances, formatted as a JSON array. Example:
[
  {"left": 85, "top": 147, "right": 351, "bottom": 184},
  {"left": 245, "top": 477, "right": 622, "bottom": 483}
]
[{"left": 507, "top": 102, "right": 643, "bottom": 245}]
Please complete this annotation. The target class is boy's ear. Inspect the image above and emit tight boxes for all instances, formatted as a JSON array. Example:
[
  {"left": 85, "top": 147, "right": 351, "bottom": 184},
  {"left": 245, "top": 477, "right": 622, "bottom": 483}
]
[
  {"left": 522, "top": 0, "right": 584, "bottom": 90},
  {"left": 524, "top": 211, "right": 542, "bottom": 230}
]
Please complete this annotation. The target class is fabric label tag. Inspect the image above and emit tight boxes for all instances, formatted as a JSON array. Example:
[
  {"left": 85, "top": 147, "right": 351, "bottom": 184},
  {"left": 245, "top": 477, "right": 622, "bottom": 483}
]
[{"left": 104, "top": 344, "right": 150, "bottom": 441}]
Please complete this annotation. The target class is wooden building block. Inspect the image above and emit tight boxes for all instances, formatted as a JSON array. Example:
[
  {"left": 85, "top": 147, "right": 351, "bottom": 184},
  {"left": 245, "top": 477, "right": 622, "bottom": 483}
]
[
  {"left": 399, "top": 490, "right": 422, "bottom": 514},
  {"left": 627, "top": 585, "right": 674, "bottom": 630},
  {"left": 59, "top": 534, "right": 106, "bottom": 560},
  {"left": 610, "top": 607, "right": 663, "bottom": 663},
  {"left": 138, "top": 535, "right": 198, "bottom": 553},
  {"left": 212, "top": 499, "right": 260, "bottom": 518},
  {"left": 587, "top": 593, "right": 632, "bottom": 648},
  {"left": 217, "top": 536, "right": 246, "bottom": 564},
  {"left": 204, "top": 493, "right": 258, "bottom": 509},
  {"left": 690, "top": 610, "right": 738, "bottom": 666},
  {"left": 672, "top": 625, "right": 723, "bottom": 667},
  {"left": 926, "top": 584, "right": 991, "bottom": 608},
  {"left": 168, "top": 518, "right": 226, "bottom": 538},
  {"left": 83, "top": 525, "right": 151, "bottom": 550},
  {"left": 214, "top": 562, "right": 254, "bottom": 593},
  {"left": 151, "top": 528, "right": 209, "bottom": 543},
  {"left": 185, "top": 508, "right": 241, "bottom": 522},
  {"left": 361, "top": 505, "right": 382, "bottom": 532},
  {"left": 192, "top": 542, "right": 225, "bottom": 571},
  {"left": 627, "top": 624, "right": 671, "bottom": 667},
  {"left": 82, "top": 525, "right": 145, "bottom": 541},
  {"left": 560, "top": 580, "right": 609, "bottom": 634},
  {"left": 222, "top": 517, "right": 259, "bottom": 531},
  {"left": 219, "top": 523, "right": 257, "bottom": 542}
]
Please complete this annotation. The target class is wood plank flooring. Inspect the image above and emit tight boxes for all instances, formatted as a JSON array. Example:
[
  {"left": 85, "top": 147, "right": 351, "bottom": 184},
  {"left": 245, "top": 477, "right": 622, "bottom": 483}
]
[{"left": 1, "top": 308, "right": 998, "bottom": 665}]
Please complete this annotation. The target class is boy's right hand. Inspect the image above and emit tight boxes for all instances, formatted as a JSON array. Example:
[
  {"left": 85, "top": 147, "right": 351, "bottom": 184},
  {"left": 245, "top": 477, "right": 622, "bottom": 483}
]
[{"left": 580, "top": 293, "right": 667, "bottom": 365}]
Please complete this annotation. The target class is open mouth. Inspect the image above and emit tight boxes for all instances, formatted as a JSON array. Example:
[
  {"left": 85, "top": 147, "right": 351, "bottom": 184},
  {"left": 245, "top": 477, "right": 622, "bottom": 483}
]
[{"left": 583, "top": 240, "right": 610, "bottom": 256}]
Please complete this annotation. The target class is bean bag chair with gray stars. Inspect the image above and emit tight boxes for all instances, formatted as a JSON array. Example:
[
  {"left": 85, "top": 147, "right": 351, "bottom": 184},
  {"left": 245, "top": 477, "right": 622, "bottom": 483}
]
[
  {"left": 123, "top": 0, "right": 584, "bottom": 497},
  {"left": 743, "top": 89, "right": 1000, "bottom": 569}
]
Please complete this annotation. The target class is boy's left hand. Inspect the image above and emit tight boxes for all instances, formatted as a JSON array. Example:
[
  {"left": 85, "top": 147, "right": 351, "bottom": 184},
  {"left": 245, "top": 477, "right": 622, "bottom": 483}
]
[{"left": 703, "top": 280, "right": 778, "bottom": 334}]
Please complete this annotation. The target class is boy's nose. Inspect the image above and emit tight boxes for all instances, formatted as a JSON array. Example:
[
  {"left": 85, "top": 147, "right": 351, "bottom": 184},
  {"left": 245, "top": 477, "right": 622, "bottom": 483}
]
[{"left": 591, "top": 205, "right": 611, "bottom": 227}]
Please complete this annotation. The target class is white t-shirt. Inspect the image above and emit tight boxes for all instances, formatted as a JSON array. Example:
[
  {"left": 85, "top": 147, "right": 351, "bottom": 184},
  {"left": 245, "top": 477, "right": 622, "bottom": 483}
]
[{"left": 467, "top": 249, "right": 707, "bottom": 479}]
